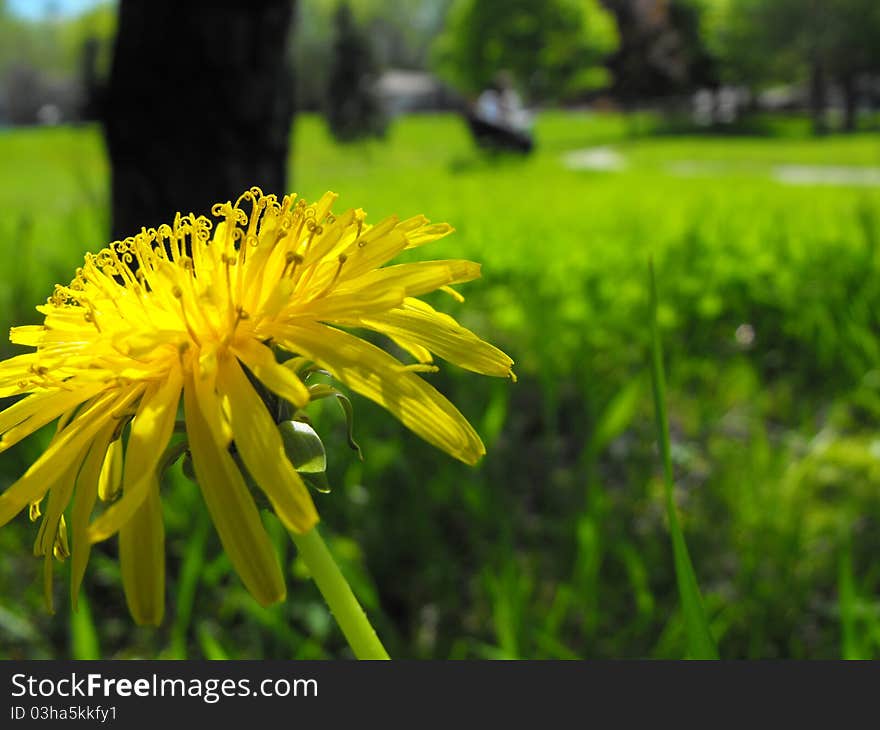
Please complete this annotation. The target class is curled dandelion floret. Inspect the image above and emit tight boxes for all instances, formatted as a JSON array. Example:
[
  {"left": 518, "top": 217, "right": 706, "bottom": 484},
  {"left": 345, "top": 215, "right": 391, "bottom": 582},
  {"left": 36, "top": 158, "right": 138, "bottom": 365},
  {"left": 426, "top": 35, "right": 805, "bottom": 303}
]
[{"left": 0, "top": 188, "right": 514, "bottom": 625}]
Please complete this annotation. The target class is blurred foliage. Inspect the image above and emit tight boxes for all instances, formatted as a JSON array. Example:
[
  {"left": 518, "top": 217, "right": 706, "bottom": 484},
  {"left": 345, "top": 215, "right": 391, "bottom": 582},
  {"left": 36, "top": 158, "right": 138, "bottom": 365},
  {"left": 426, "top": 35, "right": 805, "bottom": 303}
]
[
  {"left": 604, "top": 0, "right": 719, "bottom": 102},
  {"left": 0, "top": 0, "right": 115, "bottom": 77},
  {"left": 0, "top": 0, "right": 115, "bottom": 124},
  {"left": 293, "top": 0, "right": 451, "bottom": 111},
  {"left": 1, "top": 0, "right": 878, "bottom": 132},
  {"left": 325, "top": 2, "right": 387, "bottom": 142},
  {"left": 1, "top": 112, "right": 880, "bottom": 659},
  {"left": 703, "top": 0, "right": 880, "bottom": 97},
  {"left": 702, "top": 0, "right": 800, "bottom": 88},
  {"left": 432, "top": 0, "right": 619, "bottom": 101}
]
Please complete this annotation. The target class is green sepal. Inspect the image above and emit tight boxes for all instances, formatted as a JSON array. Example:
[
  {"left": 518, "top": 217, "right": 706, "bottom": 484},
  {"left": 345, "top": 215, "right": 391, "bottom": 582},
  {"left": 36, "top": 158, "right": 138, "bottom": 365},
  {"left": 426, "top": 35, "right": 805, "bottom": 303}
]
[
  {"left": 282, "top": 355, "right": 330, "bottom": 381},
  {"left": 333, "top": 393, "right": 363, "bottom": 461}
]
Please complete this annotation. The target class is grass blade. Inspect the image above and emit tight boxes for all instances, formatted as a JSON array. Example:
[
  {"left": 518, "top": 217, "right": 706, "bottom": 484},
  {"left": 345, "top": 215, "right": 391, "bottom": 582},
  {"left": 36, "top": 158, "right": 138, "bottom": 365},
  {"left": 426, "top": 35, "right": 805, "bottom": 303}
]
[
  {"left": 648, "top": 259, "right": 719, "bottom": 659},
  {"left": 169, "top": 506, "right": 210, "bottom": 659},
  {"left": 197, "top": 624, "right": 230, "bottom": 660}
]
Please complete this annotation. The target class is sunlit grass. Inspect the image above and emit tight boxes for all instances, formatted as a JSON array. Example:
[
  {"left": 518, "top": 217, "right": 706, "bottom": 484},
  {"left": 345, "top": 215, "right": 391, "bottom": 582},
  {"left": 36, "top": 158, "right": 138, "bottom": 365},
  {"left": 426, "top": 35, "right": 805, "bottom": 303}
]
[
  {"left": 648, "top": 260, "right": 718, "bottom": 659},
  {"left": 1, "top": 111, "right": 880, "bottom": 659}
]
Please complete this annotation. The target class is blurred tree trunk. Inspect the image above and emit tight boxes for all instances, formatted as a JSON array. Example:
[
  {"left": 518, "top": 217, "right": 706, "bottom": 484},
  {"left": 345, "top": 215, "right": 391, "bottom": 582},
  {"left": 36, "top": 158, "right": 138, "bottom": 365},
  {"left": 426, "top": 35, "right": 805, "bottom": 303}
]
[
  {"left": 104, "top": 0, "right": 296, "bottom": 241},
  {"left": 841, "top": 75, "right": 858, "bottom": 133},
  {"left": 79, "top": 37, "right": 101, "bottom": 122},
  {"left": 808, "top": 56, "right": 828, "bottom": 136}
]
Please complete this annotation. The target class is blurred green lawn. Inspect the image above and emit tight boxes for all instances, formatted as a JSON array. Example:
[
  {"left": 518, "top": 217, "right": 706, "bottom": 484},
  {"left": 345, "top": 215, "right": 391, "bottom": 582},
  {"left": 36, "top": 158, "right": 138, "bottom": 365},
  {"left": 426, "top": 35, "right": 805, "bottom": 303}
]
[{"left": 2, "top": 111, "right": 880, "bottom": 659}]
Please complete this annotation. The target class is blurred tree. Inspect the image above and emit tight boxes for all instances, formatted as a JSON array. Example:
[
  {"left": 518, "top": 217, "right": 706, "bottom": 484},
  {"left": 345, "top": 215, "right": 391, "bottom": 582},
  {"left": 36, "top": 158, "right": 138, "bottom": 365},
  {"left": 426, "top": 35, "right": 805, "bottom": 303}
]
[
  {"left": 0, "top": 0, "right": 27, "bottom": 71},
  {"left": 293, "top": 0, "right": 450, "bottom": 111},
  {"left": 55, "top": 2, "right": 116, "bottom": 77},
  {"left": 325, "top": 1, "right": 387, "bottom": 142},
  {"left": 104, "top": 0, "right": 296, "bottom": 240},
  {"left": 823, "top": 0, "right": 880, "bottom": 132},
  {"left": 604, "top": 0, "right": 718, "bottom": 104},
  {"left": 0, "top": 1, "right": 115, "bottom": 78},
  {"left": 363, "top": 0, "right": 453, "bottom": 70},
  {"left": 292, "top": 0, "right": 335, "bottom": 111},
  {"left": 432, "top": 0, "right": 619, "bottom": 102},
  {"left": 0, "top": 1, "right": 115, "bottom": 125},
  {"left": 78, "top": 36, "right": 101, "bottom": 122},
  {"left": 4, "top": 63, "right": 47, "bottom": 124},
  {"left": 0, "top": 0, "right": 36, "bottom": 123},
  {"left": 705, "top": 0, "right": 880, "bottom": 133}
]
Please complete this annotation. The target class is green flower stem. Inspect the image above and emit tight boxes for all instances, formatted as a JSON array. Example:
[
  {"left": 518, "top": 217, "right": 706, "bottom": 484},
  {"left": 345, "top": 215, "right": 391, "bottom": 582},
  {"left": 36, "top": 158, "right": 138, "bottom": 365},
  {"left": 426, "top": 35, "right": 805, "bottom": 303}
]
[{"left": 290, "top": 526, "right": 390, "bottom": 660}]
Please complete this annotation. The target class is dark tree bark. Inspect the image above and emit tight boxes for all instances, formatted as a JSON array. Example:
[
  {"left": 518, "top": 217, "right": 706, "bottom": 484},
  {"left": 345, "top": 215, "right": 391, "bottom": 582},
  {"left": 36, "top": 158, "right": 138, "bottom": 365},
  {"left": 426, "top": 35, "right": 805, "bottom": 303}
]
[
  {"left": 104, "top": 0, "right": 296, "bottom": 241},
  {"left": 79, "top": 36, "right": 102, "bottom": 122},
  {"left": 808, "top": 56, "right": 828, "bottom": 136},
  {"left": 841, "top": 74, "right": 858, "bottom": 133}
]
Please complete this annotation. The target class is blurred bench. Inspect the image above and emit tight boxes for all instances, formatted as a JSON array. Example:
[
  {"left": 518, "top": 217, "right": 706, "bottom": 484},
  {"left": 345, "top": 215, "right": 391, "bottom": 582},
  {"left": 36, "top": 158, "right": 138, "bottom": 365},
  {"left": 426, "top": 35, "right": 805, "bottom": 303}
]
[{"left": 464, "top": 110, "right": 534, "bottom": 154}]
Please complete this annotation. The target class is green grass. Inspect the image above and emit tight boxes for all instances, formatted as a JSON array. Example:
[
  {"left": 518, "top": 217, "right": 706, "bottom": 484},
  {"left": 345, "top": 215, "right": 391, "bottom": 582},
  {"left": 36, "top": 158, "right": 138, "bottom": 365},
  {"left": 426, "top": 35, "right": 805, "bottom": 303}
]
[
  {"left": 649, "top": 260, "right": 718, "bottom": 660},
  {"left": 1, "top": 111, "right": 880, "bottom": 659}
]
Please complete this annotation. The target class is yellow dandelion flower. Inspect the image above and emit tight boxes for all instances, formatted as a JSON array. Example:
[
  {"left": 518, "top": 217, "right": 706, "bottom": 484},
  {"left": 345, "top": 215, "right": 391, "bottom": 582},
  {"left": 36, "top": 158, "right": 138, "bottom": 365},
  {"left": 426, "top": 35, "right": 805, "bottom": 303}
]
[{"left": 0, "top": 187, "right": 514, "bottom": 626}]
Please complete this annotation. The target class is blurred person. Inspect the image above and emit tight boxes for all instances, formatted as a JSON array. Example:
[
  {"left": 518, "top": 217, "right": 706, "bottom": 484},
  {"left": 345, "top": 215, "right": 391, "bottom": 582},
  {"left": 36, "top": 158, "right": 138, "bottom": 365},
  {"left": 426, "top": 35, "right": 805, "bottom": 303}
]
[
  {"left": 475, "top": 83, "right": 502, "bottom": 124},
  {"left": 474, "top": 72, "right": 532, "bottom": 134},
  {"left": 469, "top": 71, "right": 533, "bottom": 153},
  {"left": 496, "top": 71, "right": 532, "bottom": 133}
]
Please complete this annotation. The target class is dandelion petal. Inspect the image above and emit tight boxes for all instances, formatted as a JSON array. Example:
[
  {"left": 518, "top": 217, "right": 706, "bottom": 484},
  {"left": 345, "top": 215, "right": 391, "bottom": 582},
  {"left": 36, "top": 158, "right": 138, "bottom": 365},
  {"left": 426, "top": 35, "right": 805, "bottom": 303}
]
[
  {"left": 120, "top": 475, "right": 165, "bottom": 626},
  {"left": 184, "top": 377, "right": 286, "bottom": 606},
  {"left": 219, "top": 358, "right": 318, "bottom": 534},
  {"left": 276, "top": 323, "right": 486, "bottom": 465}
]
